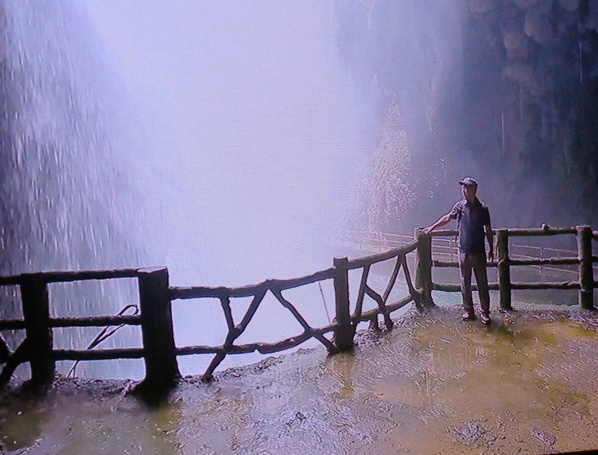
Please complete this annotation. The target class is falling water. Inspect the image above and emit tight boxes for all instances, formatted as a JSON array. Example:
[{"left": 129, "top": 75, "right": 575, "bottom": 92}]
[
  {"left": 83, "top": 0, "right": 378, "bottom": 284},
  {"left": 0, "top": 0, "right": 156, "bottom": 379},
  {"left": 1, "top": 0, "right": 377, "bottom": 378}
]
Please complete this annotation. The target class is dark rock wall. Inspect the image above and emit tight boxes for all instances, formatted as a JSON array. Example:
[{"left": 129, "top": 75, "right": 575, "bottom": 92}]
[
  {"left": 462, "top": 0, "right": 598, "bottom": 226},
  {"left": 336, "top": 0, "right": 598, "bottom": 230}
]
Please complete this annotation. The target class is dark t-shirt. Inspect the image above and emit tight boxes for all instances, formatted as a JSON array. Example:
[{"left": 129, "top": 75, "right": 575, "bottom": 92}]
[{"left": 449, "top": 198, "right": 491, "bottom": 254}]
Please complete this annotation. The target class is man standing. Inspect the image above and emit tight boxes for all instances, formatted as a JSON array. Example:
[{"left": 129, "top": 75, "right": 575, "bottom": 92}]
[{"left": 422, "top": 177, "right": 494, "bottom": 324}]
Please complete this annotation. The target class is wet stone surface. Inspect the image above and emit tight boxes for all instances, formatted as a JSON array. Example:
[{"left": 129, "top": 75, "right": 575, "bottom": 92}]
[{"left": 2, "top": 304, "right": 598, "bottom": 454}]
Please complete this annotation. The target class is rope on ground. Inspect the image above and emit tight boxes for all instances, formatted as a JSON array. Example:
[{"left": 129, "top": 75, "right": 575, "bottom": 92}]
[{"left": 67, "top": 303, "right": 139, "bottom": 378}]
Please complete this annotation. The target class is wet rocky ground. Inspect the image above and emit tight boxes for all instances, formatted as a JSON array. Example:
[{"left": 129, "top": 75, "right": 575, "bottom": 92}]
[{"left": 2, "top": 303, "right": 598, "bottom": 454}]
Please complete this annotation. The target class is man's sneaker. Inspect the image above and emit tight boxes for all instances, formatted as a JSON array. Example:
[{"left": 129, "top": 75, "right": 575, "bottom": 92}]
[
  {"left": 461, "top": 312, "right": 476, "bottom": 321},
  {"left": 480, "top": 313, "right": 491, "bottom": 325}
]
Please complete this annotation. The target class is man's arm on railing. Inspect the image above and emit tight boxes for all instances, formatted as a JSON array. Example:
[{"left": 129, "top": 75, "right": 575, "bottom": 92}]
[{"left": 422, "top": 213, "right": 452, "bottom": 235}]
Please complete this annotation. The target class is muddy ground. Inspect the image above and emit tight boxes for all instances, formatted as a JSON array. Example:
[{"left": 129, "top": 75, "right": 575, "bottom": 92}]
[{"left": 2, "top": 304, "right": 598, "bottom": 454}]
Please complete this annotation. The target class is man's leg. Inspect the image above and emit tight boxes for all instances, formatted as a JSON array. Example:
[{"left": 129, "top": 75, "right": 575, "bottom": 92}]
[
  {"left": 472, "top": 253, "right": 490, "bottom": 315},
  {"left": 459, "top": 253, "right": 475, "bottom": 318}
]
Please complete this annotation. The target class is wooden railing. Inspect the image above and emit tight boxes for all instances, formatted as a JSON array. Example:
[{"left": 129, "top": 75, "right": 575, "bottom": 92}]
[
  {"left": 340, "top": 229, "right": 584, "bottom": 275},
  {"left": 0, "top": 268, "right": 177, "bottom": 392},
  {"left": 169, "top": 238, "right": 421, "bottom": 381},
  {"left": 340, "top": 239, "right": 422, "bottom": 333},
  {"left": 169, "top": 268, "right": 338, "bottom": 382},
  {"left": 1, "top": 225, "right": 594, "bottom": 393},
  {"left": 416, "top": 225, "right": 596, "bottom": 311},
  {"left": 0, "top": 241, "right": 423, "bottom": 392}
]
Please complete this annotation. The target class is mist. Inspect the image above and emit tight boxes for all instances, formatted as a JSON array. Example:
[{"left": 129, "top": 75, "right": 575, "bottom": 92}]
[{"left": 80, "top": 1, "right": 376, "bottom": 287}]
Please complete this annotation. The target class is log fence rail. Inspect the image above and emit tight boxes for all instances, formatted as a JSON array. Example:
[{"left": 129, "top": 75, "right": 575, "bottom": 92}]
[
  {"left": 0, "top": 240, "right": 422, "bottom": 390},
  {"left": 416, "top": 225, "right": 596, "bottom": 311},
  {"left": 0, "top": 225, "right": 595, "bottom": 394}
]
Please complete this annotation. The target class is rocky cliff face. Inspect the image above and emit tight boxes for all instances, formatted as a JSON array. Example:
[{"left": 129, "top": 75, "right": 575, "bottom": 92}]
[
  {"left": 336, "top": 0, "right": 598, "bottom": 230},
  {"left": 463, "top": 0, "right": 598, "bottom": 226}
]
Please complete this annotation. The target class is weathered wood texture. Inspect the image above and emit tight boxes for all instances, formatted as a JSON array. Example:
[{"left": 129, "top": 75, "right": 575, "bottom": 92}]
[
  {"left": 176, "top": 324, "right": 336, "bottom": 357},
  {"left": 137, "top": 268, "right": 180, "bottom": 390},
  {"left": 170, "top": 268, "right": 335, "bottom": 300},
  {"left": 349, "top": 252, "right": 420, "bottom": 330},
  {"left": 53, "top": 348, "right": 145, "bottom": 361},
  {"left": 169, "top": 243, "right": 422, "bottom": 379},
  {"left": 169, "top": 272, "right": 342, "bottom": 381},
  {"left": 577, "top": 226, "right": 594, "bottom": 309},
  {"left": 20, "top": 274, "right": 54, "bottom": 386},
  {"left": 497, "top": 229, "right": 512, "bottom": 310},
  {"left": 0, "top": 269, "right": 139, "bottom": 286},
  {"left": 333, "top": 257, "right": 354, "bottom": 350}
]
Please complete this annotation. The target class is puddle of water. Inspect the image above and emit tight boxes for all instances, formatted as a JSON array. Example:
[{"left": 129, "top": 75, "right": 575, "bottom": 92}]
[
  {"left": 2, "top": 307, "right": 598, "bottom": 454},
  {"left": 368, "top": 311, "right": 598, "bottom": 454}
]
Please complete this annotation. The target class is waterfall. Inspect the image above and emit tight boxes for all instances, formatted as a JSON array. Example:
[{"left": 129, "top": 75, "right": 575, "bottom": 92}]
[
  {"left": 0, "top": 0, "right": 156, "bottom": 379},
  {"left": 2, "top": 0, "right": 373, "bottom": 377}
]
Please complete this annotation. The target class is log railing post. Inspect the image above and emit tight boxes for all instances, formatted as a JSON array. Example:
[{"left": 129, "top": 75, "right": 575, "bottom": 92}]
[
  {"left": 414, "top": 229, "right": 434, "bottom": 309},
  {"left": 577, "top": 225, "right": 594, "bottom": 310},
  {"left": 137, "top": 267, "right": 180, "bottom": 393},
  {"left": 497, "top": 229, "right": 512, "bottom": 310},
  {"left": 333, "top": 257, "right": 354, "bottom": 351},
  {"left": 20, "top": 273, "right": 55, "bottom": 386}
]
